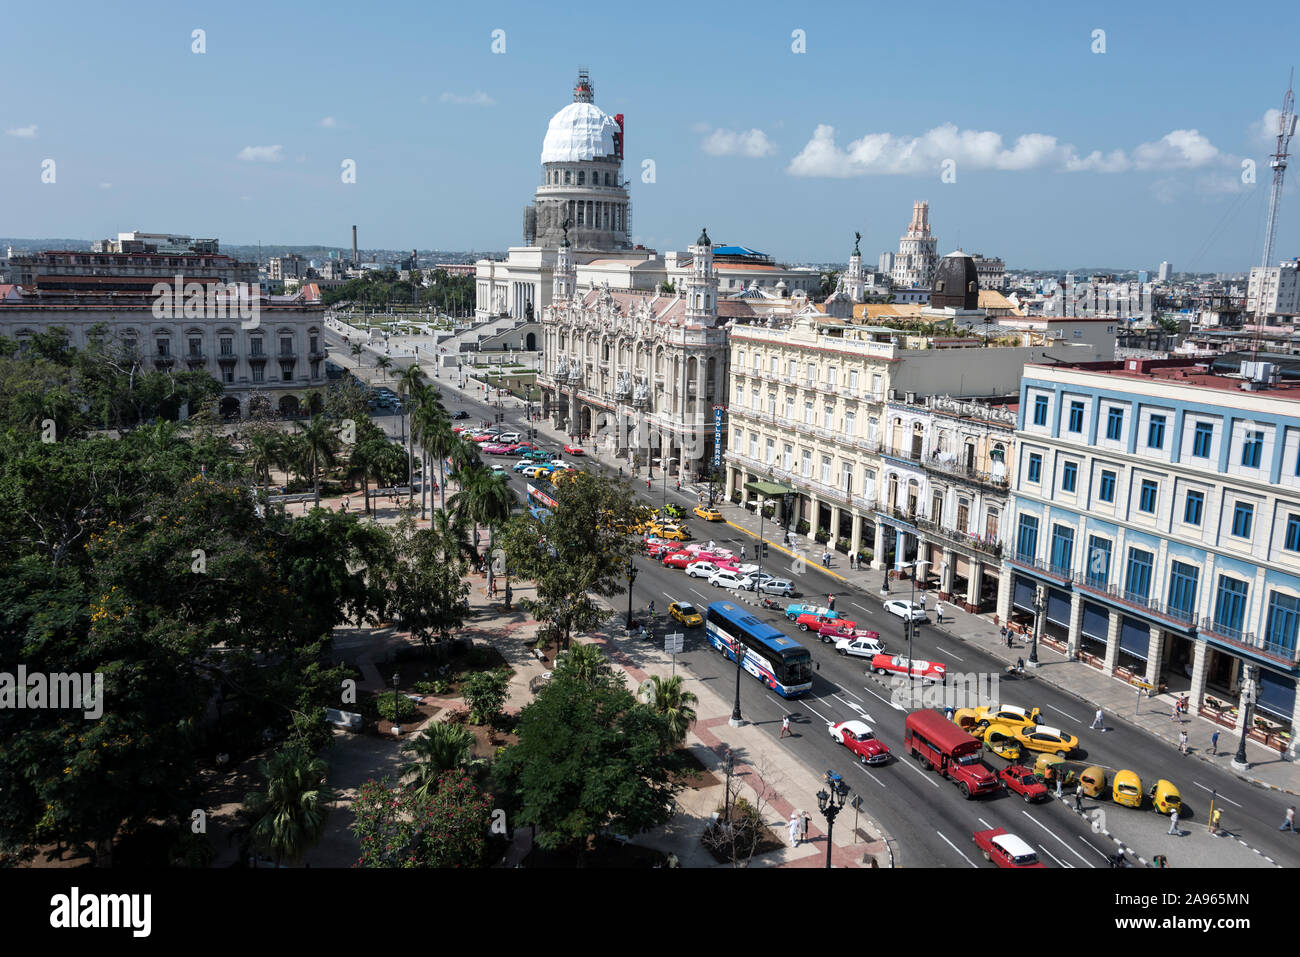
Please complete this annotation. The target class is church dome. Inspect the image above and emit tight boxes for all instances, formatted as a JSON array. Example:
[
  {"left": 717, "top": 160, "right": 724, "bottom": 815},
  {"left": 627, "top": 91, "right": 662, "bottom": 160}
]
[
  {"left": 929, "top": 249, "right": 980, "bottom": 309},
  {"left": 540, "top": 102, "right": 620, "bottom": 165}
]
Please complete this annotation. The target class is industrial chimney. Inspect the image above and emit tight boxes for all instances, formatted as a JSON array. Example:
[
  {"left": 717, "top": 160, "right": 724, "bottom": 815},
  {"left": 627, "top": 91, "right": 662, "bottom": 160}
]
[{"left": 352, "top": 225, "right": 358, "bottom": 266}]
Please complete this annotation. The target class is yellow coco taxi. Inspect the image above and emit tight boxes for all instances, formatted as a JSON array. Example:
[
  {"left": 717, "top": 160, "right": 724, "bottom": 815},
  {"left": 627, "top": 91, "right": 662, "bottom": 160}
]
[
  {"left": 1013, "top": 725, "right": 1079, "bottom": 757},
  {"left": 693, "top": 505, "right": 723, "bottom": 522},
  {"left": 1113, "top": 770, "right": 1143, "bottom": 808},
  {"left": 669, "top": 601, "right": 703, "bottom": 628},
  {"left": 983, "top": 727, "right": 1022, "bottom": 760},
  {"left": 1149, "top": 779, "right": 1182, "bottom": 815}
]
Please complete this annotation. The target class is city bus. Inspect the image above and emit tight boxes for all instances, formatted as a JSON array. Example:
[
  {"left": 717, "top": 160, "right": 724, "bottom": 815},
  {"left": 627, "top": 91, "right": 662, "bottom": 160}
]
[{"left": 705, "top": 601, "right": 813, "bottom": 697}]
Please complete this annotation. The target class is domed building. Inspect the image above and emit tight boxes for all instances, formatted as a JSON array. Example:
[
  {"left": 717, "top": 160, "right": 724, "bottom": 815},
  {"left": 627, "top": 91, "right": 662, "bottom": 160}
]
[
  {"left": 928, "top": 249, "right": 981, "bottom": 310},
  {"left": 524, "top": 69, "right": 631, "bottom": 252}
]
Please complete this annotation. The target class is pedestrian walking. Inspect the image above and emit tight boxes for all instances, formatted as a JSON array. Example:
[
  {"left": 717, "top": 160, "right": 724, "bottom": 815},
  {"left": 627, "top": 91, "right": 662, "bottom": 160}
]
[
  {"left": 780, "top": 714, "right": 791, "bottom": 738},
  {"left": 847, "top": 553, "right": 855, "bottom": 570},
  {"left": 1209, "top": 807, "right": 1222, "bottom": 836},
  {"left": 740, "top": 545, "right": 746, "bottom": 561},
  {"left": 822, "top": 549, "right": 831, "bottom": 567},
  {"left": 1179, "top": 730, "right": 1188, "bottom": 755},
  {"left": 944, "top": 705, "right": 955, "bottom": 721},
  {"left": 1091, "top": 708, "right": 1104, "bottom": 730},
  {"left": 1281, "top": 805, "right": 1296, "bottom": 832},
  {"left": 675, "top": 480, "right": 681, "bottom": 491},
  {"left": 828, "top": 594, "right": 836, "bottom": 611},
  {"left": 1074, "top": 783, "right": 1084, "bottom": 811},
  {"left": 1168, "top": 808, "right": 1180, "bottom": 835},
  {"left": 1000, "top": 624, "right": 1010, "bottom": 647},
  {"left": 788, "top": 813, "right": 800, "bottom": 847},
  {"left": 800, "top": 811, "right": 810, "bottom": 844},
  {"left": 1209, "top": 730, "right": 1220, "bottom": 755},
  {"left": 342, "top": 497, "right": 350, "bottom": 512},
  {"left": 1171, "top": 702, "right": 1179, "bottom": 723},
  {"left": 919, "top": 594, "right": 928, "bottom": 612},
  {"left": 935, "top": 601, "right": 944, "bottom": 625},
  {"left": 1056, "top": 775, "right": 1063, "bottom": 799}
]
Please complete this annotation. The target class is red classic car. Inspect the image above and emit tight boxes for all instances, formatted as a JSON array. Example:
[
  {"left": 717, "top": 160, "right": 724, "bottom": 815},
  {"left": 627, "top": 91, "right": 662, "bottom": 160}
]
[
  {"left": 816, "top": 622, "right": 878, "bottom": 645},
  {"left": 828, "top": 720, "right": 891, "bottom": 766},
  {"left": 998, "top": 765, "right": 1050, "bottom": 803},
  {"left": 794, "top": 612, "right": 856, "bottom": 633},
  {"left": 661, "top": 551, "right": 696, "bottom": 569},
  {"left": 972, "top": 828, "right": 1045, "bottom": 868},
  {"left": 870, "top": 653, "right": 947, "bottom": 684},
  {"left": 562, "top": 444, "right": 586, "bottom": 455}
]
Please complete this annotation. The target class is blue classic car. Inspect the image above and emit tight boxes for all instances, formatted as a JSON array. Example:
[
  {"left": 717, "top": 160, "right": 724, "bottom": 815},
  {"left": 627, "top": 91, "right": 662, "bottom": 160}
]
[{"left": 784, "top": 603, "right": 841, "bottom": 622}]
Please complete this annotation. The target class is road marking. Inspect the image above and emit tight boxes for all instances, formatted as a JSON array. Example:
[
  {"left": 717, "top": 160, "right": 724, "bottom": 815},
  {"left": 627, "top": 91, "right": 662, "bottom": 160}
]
[
  {"left": 853, "top": 603, "right": 874, "bottom": 615},
  {"left": 936, "top": 646, "right": 964, "bottom": 662},
  {"left": 861, "top": 683, "right": 907, "bottom": 713},
  {"left": 1018, "top": 811, "right": 1093, "bottom": 866},
  {"left": 978, "top": 817, "right": 994, "bottom": 829},
  {"left": 690, "top": 588, "right": 710, "bottom": 603},
  {"left": 1192, "top": 781, "right": 1243, "bottom": 808},
  {"left": 1077, "top": 835, "right": 1112, "bottom": 861},
  {"left": 1045, "top": 703, "right": 1082, "bottom": 723},
  {"left": 832, "top": 694, "right": 874, "bottom": 722},
  {"left": 802, "top": 701, "right": 833, "bottom": 724},
  {"left": 836, "top": 686, "right": 866, "bottom": 703},
  {"left": 936, "top": 831, "right": 978, "bottom": 867},
  {"left": 897, "top": 753, "right": 941, "bottom": 789},
  {"left": 1036, "top": 843, "right": 1071, "bottom": 868},
  {"left": 849, "top": 763, "right": 886, "bottom": 788}
]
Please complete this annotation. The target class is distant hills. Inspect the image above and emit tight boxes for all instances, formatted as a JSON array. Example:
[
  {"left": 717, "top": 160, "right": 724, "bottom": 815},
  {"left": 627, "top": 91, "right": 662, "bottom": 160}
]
[{"left": 0, "top": 238, "right": 504, "bottom": 265}]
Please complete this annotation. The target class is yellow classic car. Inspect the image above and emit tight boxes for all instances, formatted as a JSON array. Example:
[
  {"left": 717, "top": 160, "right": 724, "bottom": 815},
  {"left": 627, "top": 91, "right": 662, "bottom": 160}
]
[
  {"left": 1013, "top": 724, "right": 1079, "bottom": 757},
  {"left": 693, "top": 505, "right": 723, "bottom": 522},
  {"left": 669, "top": 601, "right": 704, "bottom": 628},
  {"left": 969, "top": 704, "right": 1043, "bottom": 733},
  {"left": 650, "top": 523, "right": 692, "bottom": 542},
  {"left": 1113, "top": 769, "right": 1143, "bottom": 808}
]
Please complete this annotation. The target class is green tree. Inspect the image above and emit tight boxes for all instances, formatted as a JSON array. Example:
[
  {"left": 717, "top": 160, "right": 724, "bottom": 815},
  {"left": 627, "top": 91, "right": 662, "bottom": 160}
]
[
  {"left": 494, "top": 655, "right": 679, "bottom": 863},
  {"left": 400, "top": 722, "right": 474, "bottom": 796},
  {"left": 351, "top": 771, "right": 491, "bottom": 868},
  {"left": 240, "top": 744, "right": 335, "bottom": 868},
  {"left": 294, "top": 414, "right": 341, "bottom": 506},
  {"left": 450, "top": 465, "right": 514, "bottom": 591},
  {"left": 389, "top": 519, "right": 471, "bottom": 655},
  {"left": 640, "top": 674, "right": 699, "bottom": 747},
  {"left": 375, "top": 355, "right": 394, "bottom": 381},
  {"left": 462, "top": 669, "right": 510, "bottom": 726}
]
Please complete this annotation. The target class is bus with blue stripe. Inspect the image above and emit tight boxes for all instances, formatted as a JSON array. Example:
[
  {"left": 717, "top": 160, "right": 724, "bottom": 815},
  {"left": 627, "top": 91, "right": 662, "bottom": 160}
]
[{"left": 705, "top": 601, "right": 813, "bottom": 697}]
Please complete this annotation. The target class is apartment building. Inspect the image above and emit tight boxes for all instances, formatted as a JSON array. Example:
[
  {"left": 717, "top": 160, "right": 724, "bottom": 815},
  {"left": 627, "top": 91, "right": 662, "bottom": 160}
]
[{"left": 1001, "top": 357, "right": 1300, "bottom": 754}]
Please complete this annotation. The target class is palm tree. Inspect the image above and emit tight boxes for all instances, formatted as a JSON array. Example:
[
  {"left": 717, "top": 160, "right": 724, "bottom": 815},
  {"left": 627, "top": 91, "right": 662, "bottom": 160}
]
[
  {"left": 555, "top": 642, "right": 615, "bottom": 687},
  {"left": 641, "top": 674, "right": 699, "bottom": 747},
  {"left": 410, "top": 388, "right": 450, "bottom": 517},
  {"left": 349, "top": 342, "right": 364, "bottom": 366},
  {"left": 450, "top": 465, "right": 513, "bottom": 592},
  {"left": 399, "top": 722, "right": 473, "bottom": 796},
  {"left": 427, "top": 507, "right": 475, "bottom": 567},
  {"left": 240, "top": 745, "right": 335, "bottom": 868},
  {"left": 375, "top": 355, "right": 394, "bottom": 382},
  {"left": 395, "top": 368, "right": 429, "bottom": 505},
  {"left": 418, "top": 405, "right": 457, "bottom": 513},
  {"left": 295, "top": 415, "right": 340, "bottom": 507},
  {"left": 245, "top": 430, "right": 285, "bottom": 497}
]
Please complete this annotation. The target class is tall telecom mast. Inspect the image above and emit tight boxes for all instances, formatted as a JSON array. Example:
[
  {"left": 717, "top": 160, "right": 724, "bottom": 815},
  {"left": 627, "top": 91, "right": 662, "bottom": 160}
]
[{"left": 1253, "top": 72, "right": 1298, "bottom": 357}]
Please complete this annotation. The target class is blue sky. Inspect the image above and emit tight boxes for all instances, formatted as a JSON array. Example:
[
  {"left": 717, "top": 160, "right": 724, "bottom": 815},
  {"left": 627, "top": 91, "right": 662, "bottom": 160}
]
[{"left": 2, "top": 0, "right": 1298, "bottom": 270}]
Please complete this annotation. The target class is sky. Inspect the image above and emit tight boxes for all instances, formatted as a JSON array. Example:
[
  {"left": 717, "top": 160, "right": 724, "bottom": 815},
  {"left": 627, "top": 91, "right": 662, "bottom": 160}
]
[{"left": 3, "top": 0, "right": 1299, "bottom": 271}]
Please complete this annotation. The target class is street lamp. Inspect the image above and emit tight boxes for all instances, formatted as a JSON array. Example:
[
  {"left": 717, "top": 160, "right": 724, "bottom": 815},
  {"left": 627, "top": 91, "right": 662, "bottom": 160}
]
[
  {"left": 1030, "top": 589, "right": 1044, "bottom": 666},
  {"left": 391, "top": 671, "right": 401, "bottom": 736},
  {"left": 815, "top": 770, "right": 850, "bottom": 869},
  {"left": 626, "top": 556, "right": 638, "bottom": 631},
  {"left": 1232, "top": 665, "right": 1257, "bottom": 771}
]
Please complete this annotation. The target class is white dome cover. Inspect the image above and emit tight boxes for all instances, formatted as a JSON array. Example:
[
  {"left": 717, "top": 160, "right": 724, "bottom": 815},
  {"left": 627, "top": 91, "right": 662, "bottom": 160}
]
[{"left": 540, "top": 102, "right": 619, "bottom": 165}]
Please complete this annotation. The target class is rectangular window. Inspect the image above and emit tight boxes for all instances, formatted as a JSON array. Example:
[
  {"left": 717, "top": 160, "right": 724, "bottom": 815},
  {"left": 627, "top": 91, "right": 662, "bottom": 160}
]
[
  {"left": 828, "top": 366, "right": 837, "bottom": 388},
  {"left": 1138, "top": 479, "right": 1157, "bottom": 513},
  {"left": 820, "top": 456, "right": 831, "bottom": 483},
  {"left": 824, "top": 406, "right": 834, "bottom": 429},
  {"left": 251, "top": 338, "right": 264, "bottom": 356},
  {"left": 188, "top": 337, "right": 202, "bottom": 357},
  {"left": 842, "top": 463, "right": 853, "bottom": 493},
  {"left": 783, "top": 444, "right": 793, "bottom": 470},
  {"left": 748, "top": 433, "right": 758, "bottom": 458},
  {"left": 1106, "top": 407, "right": 1124, "bottom": 441},
  {"left": 1286, "top": 514, "right": 1300, "bottom": 552},
  {"left": 1068, "top": 401, "right": 1084, "bottom": 433},
  {"left": 845, "top": 411, "right": 856, "bottom": 437},
  {"left": 768, "top": 394, "right": 776, "bottom": 414},
  {"left": 1050, "top": 524, "right": 1075, "bottom": 574},
  {"left": 1061, "top": 460, "right": 1078, "bottom": 493},
  {"left": 1147, "top": 414, "right": 1166, "bottom": 449},
  {"left": 956, "top": 500, "right": 969, "bottom": 533},
  {"left": 801, "top": 450, "right": 811, "bottom": 477},
  {"left": 251, "top": 365, "right": 264, "bottom": 383},
  {"left": 1098, "top": 470, "right": 1116, "bottom": 503},
  {"left": 156, "top": 338, "right": 170, "bottom": 356},
  {"left": 1027, "top": 453, "right": 1042, "bottom": 484},
  {"left": 1086, "top": 536, "right": 1111, "bottom": 587},
  {"left": 1032, "top": 395, "right": 1048, "bottom": 426},
  {"left": 1125, "top": 548, "right": 1154, "bottom": 601},
  {"left": 872, "top": 373, "right": 883, "bottom": 397},
  {"left": 738, "top": 350, "right": 746, "bottom": 369},
  {"left": 1265, "top": 592, "right": 1300, "bottom": 653},
  {"left": 806, "top": 362, "right": 815, "bottom": 386},
  {"left": 788, "top": 360, "right": 796, "bottom": 379},
  {"left": 785, "top": 397, "right": 794, "bottom": 419},
  {"left": 1213, "top": 575, "right": 1249, "bottom": 637},
  {"left": 751, "top": 389, "right": 759, "bottom": 410},
  {"left": 1241, "top": 430, "right": 1264, "bottom": 468},
  {"left": 219, "top": 336, "right": 233, "bottom": 356},
  {"left": 765, "top": 438, "right": 775, "bottom": 465},
  {"left": 310, "top": 335, "right": 319, "bottom": 353},
  {"left": 1168, "top": 561, "right": 1199, "bottom": 619},
  {"left": 804, "top": 402, "right": 813, "bottom": 425},
  {"left": 1231, "top": 502, "right": 1254, "bottom": 538},
  {"left": 849, "top": 370, "right": 859, "bottom": 391},
  {"left": 1184, "top": 490, "right": 1204, "bottom": 526},
  {"left": 1192, "top": 421, "right": 1213, "bottom": 458},
  {"left": 1016, "top": 514, "right": 1039, "bottom": 561}
]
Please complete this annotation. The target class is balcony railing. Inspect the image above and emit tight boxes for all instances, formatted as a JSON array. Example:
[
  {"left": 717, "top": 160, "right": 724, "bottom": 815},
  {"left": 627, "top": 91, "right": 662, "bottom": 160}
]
[
  {"left": 911, "top": 515, "right": 1003, "bottom": 557},
  {"left": 1068, "top": 577, "right": 1197, "bottom": 628},
  {"left": 923, "top": 455, "right": 1010, "bottom": 489},
  {"left": 1198, "top": 617, "right": 1299, "bottom": 664},
  {"left": 1006, "top": 552, "right": 1073, "bottom": 582}
]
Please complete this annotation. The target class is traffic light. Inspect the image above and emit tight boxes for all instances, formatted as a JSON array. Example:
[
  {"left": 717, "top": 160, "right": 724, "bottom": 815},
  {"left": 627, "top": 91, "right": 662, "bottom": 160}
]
[{"left": 761, "top": 542, "right": 769, "bottom": 559}]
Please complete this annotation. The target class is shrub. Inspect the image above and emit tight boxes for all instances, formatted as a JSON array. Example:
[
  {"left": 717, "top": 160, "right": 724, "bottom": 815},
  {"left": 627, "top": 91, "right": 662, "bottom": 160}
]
[
  {"left": 761, "top": 505, "right": 775, "bottom": 519},
  {"left": 814, "top": 528, "right": 830, "bottom": 544},
  {"left": 730, "top": 490, "right": 742, "bottom": 504},
  {"left": 796, "top": 519, "right": 810, "bottom": 535},
  {"left": 835, "top": 538, "right": 851, "bottom": 554},
  {"left": 462, "top": 670, "right": 510, "bottom": 725},
  {"left": 375, "top": 691, "right": 416, "bottom": 722}
]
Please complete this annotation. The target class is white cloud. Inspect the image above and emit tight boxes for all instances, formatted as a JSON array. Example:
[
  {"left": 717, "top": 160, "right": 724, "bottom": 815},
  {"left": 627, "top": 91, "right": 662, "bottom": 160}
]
[
  {"left": 6, "top": 124, "right": 37, "bottom": 138},
  {"left": 690, "top": 121, "right": 711, "bottom": 134},
  {"left": 439, "top": 91, "right": 495, "bottom": 106},
  {"left": 236, "top": 145, "right": 284, "bottom": 162},
  {"left": 1250, "top": 108, "right": 1284, "bottom": 147},
  {"left": 98, "top": 182, "right": 112, "bottom": 189},
  {"left": 701, "top": 128, "right": 776, "bottom": 158},
  {"left": 319, "top": 116, "right": 337, "bottom": 128},
  {"left": 787, "top": 122, "right": 1233, "bottom": 177}
]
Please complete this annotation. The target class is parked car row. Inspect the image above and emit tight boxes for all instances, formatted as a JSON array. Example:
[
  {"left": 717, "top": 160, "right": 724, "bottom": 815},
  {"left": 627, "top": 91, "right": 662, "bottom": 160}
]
[{"left": 641, "top": 535, "right": 796, "bottom": 596}]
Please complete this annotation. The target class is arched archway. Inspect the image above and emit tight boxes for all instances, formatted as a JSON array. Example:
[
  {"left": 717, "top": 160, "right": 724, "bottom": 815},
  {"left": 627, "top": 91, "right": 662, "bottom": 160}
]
[
  {"left": 525, "top": 331, "right": 536, "bottom": 351},
  {"left": 307, "top": 391, "right": 324, "bottom": 414},
  {"left": 279, "top": 395, "right": 301, "bottom": 417},
  {"left": 219, "top": 396, "right": 241, "bottom": 420}
]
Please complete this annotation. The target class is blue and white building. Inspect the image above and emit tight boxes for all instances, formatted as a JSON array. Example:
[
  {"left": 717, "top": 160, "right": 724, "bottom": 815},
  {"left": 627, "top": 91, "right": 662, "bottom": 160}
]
[{"left": 999, "top": 357, "right": 1300, "bottom": 754}]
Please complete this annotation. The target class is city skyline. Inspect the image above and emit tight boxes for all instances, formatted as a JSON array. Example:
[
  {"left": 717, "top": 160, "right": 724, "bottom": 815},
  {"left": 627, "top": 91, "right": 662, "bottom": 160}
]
[{"left": 2, "top": 0, "right": 1299, "bottom": 270}]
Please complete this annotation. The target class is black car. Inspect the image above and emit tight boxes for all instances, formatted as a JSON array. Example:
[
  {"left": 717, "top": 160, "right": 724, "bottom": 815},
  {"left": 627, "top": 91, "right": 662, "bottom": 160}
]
[{"left": 451, "top": 410, "right": 470, "bottom": 420}]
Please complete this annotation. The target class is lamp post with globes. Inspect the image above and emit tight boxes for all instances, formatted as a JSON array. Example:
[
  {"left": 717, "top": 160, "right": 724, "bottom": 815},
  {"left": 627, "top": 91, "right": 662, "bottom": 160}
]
[
  {"left": 816, "top": 770, "right": 851, "bottom": 868},
  {"left": 626, "top": 557, "right": 638, "bottom": 631},
  {"left": 1232, "top": 665, "right": 1257, "bottom": 771},
  {"left": 391, "top": 671, "right": 402, "bottom": 736},
  {"left": 1029, "top": 589, "right": 1044, "bottom": 667}
]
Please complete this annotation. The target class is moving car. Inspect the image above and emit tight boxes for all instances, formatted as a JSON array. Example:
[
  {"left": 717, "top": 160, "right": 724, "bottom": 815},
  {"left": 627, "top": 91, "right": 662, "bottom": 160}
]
[
  {"left": 497, "top": 432, "right": 521, "bottom": 444},
  {"left": 998, "top": 765, "right": 1049, "bottom": 803},
  {"left": 966, "top": 704, "right": 1043, "bottom": 734},
  {"left": 1113, "top": 769, "right": 1143, "bottom": 808},
  {"left": 835, "top": 635, "right": 887, "bottom": 658},
  {"left": 451, "top": 410, "right": 469, "bottom": 420},
  {"left": 794, "top": 612, "right": 857, "bottom": 632},
  {"left": 751, "top": 578, "right": 794, "bottom": 597},
  {"left": 983, "top": 727, "right": 1022, "bottom": 760},
  {"left": 883, "top": 599, "right": 927, "bottom": 622},
  {"left": 817, "top": 621, "right": 871, "bottom": 644},
  {"left": 669, "top": 601, "right": 703, "bottom": 628},
  {"left": 693, "top": 505, "right": 723, "bottom": 521},
  {"left": 708, "top": 570, "right": 747, "bottom": 589},
  {"left": 524, "top": 449, "right": 554, "bottom": 461},
  {"left": 490, "top": 466, "right": 509, "bottom": 478},
  {"left": 972, "top": 828, "right": 1045, "bottom": 868},
  {"left": 1149, "top": 779, "right": 1181, "bottom": 815},
  {"left": 1013, "top": 725, "right": 1079, "bottom": 757},
  {"left": 685, "top": 561, "right": 721, "bottom": 579},
  {"left": 482, "top": 444, "right": 513, "bottom": 455},
  {"left": 829, "top": 720, "right": 891, "bottom": 765},
  {"left": 651, "top": 524, "right": 691, "bottom": 542},
  {"left": 520, "top": 465, "right": 547, "bottom": 478},
  {"left": 512, "top": 459, "right": 534, "bottom": 472},
  {"left": 871, "top": 654, "right": 946, "bottom": 684},
  {"left": 661, "top": 551, "right": 696, "bottom": 569},
  {"left": 785, "top": 603, "right": 840, "bottom": 622},
  {"left": 562, "top": 444, "right": 586, "bottom": 455}
]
